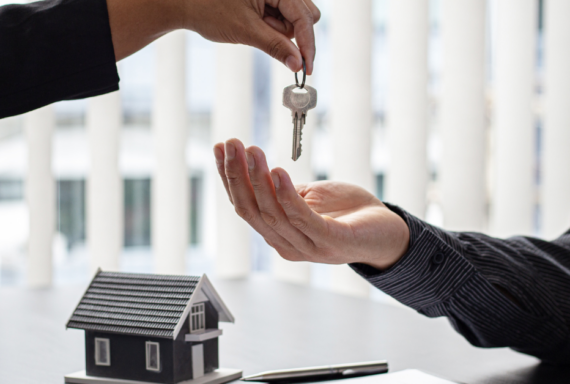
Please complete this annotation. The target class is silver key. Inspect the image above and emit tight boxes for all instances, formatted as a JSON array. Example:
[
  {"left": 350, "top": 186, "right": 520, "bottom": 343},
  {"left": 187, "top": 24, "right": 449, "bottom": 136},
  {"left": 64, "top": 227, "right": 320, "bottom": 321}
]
[{"left": 282, "top": 84, "right": 317, "bottom": 161}]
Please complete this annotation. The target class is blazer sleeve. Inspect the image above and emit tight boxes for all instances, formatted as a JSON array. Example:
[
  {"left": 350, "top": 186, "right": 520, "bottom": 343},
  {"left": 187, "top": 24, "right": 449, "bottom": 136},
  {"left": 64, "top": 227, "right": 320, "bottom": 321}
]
[
  {"left": 0, "top": 0, "right": 119, "bottom": 118},
  {"left": 350, "top": 203, "right": 570, "bottom": 365}
]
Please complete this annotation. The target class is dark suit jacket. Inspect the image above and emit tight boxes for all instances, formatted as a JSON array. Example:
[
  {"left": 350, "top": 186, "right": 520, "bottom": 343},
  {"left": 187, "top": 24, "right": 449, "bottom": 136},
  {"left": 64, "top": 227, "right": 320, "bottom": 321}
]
[{"left": 0, "top": 0, "right": 119, "bottom": 119}]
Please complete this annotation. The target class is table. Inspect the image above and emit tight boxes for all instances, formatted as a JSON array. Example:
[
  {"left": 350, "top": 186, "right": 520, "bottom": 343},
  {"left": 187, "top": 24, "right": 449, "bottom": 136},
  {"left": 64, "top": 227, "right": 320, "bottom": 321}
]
[{"left": 1, "top": 275, "right": 569, "bottom": 384}]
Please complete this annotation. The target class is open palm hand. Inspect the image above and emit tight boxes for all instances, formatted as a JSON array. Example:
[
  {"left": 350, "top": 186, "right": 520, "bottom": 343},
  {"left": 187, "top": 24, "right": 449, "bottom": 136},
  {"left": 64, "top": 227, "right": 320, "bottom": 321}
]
[{"left": 213, "top": 139, "right": 410, "bottom": 271}]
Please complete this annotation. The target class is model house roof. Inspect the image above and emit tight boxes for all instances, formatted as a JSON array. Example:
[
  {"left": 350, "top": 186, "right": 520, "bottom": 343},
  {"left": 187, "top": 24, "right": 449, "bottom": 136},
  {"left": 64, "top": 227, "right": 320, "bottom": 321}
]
[{"left": 66, "top": 270, "right": 234, "bottom": 339}]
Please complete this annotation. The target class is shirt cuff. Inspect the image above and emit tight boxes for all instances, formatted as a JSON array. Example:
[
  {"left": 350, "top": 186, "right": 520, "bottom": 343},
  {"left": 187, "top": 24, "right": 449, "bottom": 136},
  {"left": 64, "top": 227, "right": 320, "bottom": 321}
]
[{"left": 350, "top": 203, "right": 476, "bottom": 311}]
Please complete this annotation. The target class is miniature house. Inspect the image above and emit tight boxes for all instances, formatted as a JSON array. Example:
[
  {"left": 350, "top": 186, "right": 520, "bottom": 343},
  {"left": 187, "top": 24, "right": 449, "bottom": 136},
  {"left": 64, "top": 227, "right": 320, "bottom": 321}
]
[{"left": 64, "top": 270, "right": 242, "bottom": 384}]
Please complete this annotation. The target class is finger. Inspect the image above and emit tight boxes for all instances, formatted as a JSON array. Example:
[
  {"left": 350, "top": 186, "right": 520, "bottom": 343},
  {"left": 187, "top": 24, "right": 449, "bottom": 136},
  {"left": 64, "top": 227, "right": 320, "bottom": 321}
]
[
  {"left": 274, "top": 0, "right": 316, "bottom": 75},
  {"left": 294, "top": 183, "right": 309, "bottom": 196},
  {"left": 223, "top": 139, "right": 295, "bottom": 252},
  {"left": 263, "top": 237, "right": 300, "bottom": 261},
  {"left": 246, "top": 19, "right": 303, "bottom": 72},
  {"left": 266, "top": 0, "right": 320, "bottom": 24},
  {"left": 213, "top": 143, "right": 232, "bottom": 204},
  {"left": 271, "top": 167, "right": 329, "bottom": 238},
  {"left": 262, "top": 0, "right": 316, "bottom": 74},
  {"left": 263, "top": 16, "right": 295, "bottom": 39},
  {"left": 302, "top": 0, "right": 321, "bottom": 23},
  {"left": 245, "top": 146, "right": 316, "bottom": 253}
]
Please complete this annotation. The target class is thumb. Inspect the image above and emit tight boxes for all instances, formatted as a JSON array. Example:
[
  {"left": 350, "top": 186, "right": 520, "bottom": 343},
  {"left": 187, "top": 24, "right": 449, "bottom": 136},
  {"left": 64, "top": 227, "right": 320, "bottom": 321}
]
[{"left": 247, "top": 19, "right": 303, "bottom": 72}]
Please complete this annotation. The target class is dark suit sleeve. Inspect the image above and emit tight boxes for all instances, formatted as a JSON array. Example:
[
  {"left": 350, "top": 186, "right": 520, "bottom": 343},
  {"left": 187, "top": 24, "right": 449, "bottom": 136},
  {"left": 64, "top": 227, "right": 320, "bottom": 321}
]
[
  {"left": 350, "top": 203, "right": 570, "bottom": 365},
  {"left": 0, "top": 0, "right": 119, "bottom": 118}
]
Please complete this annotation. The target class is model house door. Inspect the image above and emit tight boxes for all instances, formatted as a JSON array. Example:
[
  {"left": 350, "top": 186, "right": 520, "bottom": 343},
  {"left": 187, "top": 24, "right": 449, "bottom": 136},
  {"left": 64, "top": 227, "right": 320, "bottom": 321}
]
[{"left": 192, "top": 344, "right": 204, "bottom": 379}]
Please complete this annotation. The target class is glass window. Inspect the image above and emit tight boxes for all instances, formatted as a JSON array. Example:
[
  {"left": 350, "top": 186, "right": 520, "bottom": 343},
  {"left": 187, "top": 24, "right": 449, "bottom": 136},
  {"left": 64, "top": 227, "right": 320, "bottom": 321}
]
[
  {"left": 146, "top": 341, "right": 161, "bottom": 372},
  {"left": 94, "top": 338, "right": 110, "bottom": 366},
  {"left": 0, "top": 179, "right": 23, "bottom": 201},
  {"left": 57, "top": 179, "right": 86, "bottom": 248},
  {"left": 124, "top": 178, "right": 151, "bottom": 247},
  {"left": 190, "top": 303, "right": 205, "bottom": 333}
]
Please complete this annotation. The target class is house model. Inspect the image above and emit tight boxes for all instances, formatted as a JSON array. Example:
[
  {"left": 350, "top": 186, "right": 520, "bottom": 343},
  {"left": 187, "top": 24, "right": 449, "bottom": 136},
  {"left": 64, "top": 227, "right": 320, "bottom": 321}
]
[{"left": 64, "top": 270, "right": 242, "bottom": 384}]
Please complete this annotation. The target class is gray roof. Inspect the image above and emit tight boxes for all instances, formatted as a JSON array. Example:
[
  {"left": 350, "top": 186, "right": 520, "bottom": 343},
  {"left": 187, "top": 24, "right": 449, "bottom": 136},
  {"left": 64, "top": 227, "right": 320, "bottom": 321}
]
[{"left": 66, "top": 271, "right": 201, "bottom": 339}]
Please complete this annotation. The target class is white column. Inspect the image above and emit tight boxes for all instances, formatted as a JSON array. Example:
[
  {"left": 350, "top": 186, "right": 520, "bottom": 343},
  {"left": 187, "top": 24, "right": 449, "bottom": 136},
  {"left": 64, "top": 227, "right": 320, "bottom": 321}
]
[
  {"left": 24, "top": 105, "right": 55, "bottom": 287},
  {"left": 542, "top": 0, "right": 570, "bottom": 239},
  {"left": 491, "top": 0, "right": 537, "bottom": 238},
  {"left": 385, "top": 0, "right": 429, "bottom": 219},
  {"left": 270, "top": 61, "right": 313, "bottom": 285},
  {"left": 87, "top": 91, "right": 123, "bottom": 272},
  {"left": 440, "top": 0, "right": 487, "bottom": 232},
  {"left": 212, "top": 44, "right": 253, "bottom": 279},
  {"left": 152, "top": 31, "right": 188, "bottom": 274},
  {"left": 329, "top": 0, "right": 372, "bottom": 297}
]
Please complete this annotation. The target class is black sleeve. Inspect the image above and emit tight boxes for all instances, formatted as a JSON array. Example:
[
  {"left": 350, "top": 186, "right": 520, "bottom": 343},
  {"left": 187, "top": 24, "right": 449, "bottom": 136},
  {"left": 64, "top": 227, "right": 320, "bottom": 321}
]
[
  {"left": 0, "top": 0, "right": 119, "bottom": 119},
  {"left": 350, "top": 203, "right": 570, "bottom": 365}
]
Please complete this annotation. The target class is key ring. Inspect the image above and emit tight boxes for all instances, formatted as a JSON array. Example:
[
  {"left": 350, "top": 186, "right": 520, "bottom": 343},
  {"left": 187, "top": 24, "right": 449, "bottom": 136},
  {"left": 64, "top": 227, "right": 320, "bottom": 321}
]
[{"left": 295, "top": 58, "right": 306, "bottom": 89}]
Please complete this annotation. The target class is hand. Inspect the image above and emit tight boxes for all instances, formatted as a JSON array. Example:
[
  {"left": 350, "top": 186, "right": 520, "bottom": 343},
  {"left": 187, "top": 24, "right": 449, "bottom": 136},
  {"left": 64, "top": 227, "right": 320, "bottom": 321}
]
[
  {"left": 107, "top": 0, "right": 319, "bottom": 74},
  {"left": 213, "top": 139, "right": 410, "bottom": 270},
  {"left": 184, "top": 0, "right": 320, "bottom": 74}
]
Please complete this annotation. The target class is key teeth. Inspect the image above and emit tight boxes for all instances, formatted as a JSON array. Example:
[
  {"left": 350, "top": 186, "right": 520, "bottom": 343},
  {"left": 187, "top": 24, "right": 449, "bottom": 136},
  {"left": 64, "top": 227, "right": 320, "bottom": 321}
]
[{"left": 291, "top": 112, "right": 305, "bottom": 161}]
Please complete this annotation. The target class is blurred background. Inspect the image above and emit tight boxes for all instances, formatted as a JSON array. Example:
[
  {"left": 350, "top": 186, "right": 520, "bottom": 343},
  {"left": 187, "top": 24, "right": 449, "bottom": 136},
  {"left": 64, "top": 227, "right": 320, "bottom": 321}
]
[{"left": 1, "top": 0, "right": 569, "bottom": 302}]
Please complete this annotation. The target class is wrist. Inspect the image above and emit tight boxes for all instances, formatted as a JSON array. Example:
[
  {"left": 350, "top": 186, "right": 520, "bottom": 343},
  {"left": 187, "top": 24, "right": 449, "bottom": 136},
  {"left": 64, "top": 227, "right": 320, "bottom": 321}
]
[
  {"left": 362, "top": 212, "right": 410, "bottom": 272},
  {"left": 156, "top": 0, "right": 185, "bottom": 33},
  {"left": 180, "top": 0, "right": 208, "bottom": 33},
  {"left": 107, "top": 0, "right": 185, "bottom": 61},
  {"left": 175, "top": 0, "right": 192, "bottom": 31}
]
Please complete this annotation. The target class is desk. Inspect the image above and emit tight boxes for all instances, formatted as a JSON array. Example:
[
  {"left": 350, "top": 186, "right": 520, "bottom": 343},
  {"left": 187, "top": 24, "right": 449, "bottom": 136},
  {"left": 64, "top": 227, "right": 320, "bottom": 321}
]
[{"left": 1, "top": 275, "right": 568, "bottom": 384}]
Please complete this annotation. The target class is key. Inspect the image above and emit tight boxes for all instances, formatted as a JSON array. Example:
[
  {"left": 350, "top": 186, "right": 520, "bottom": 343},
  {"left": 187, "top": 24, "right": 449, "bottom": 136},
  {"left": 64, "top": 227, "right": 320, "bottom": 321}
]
[{"left": 282, "top": 84, "right": 317, "bottom": 161}]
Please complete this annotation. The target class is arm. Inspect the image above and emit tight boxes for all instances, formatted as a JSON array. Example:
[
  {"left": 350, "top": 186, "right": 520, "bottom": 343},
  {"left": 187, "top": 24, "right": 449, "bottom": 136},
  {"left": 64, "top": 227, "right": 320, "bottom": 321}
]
[
  {"left": 351, "top": 206, "right": 570, "bottom": 365},
  {"left": 212, "top": 138, "right": 570, "bottom": 365},
  {"left": 0, "top": 0, "right": 320, "bottom": 118},
  {"left": 107, "top": 0, "right": 321, "bottom": 69}
]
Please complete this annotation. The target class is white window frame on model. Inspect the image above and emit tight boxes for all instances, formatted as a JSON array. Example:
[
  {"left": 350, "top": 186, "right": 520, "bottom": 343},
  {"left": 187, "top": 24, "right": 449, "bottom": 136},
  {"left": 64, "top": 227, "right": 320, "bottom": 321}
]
[
  {"left": 145, "top": 341, "right": 161, "bottom": 372},
  {"left": 94, "top": 338, "right": 111, "bottom": 366},
  {"left": 190, "top": 303, "right": 205, "bottom": 334}
]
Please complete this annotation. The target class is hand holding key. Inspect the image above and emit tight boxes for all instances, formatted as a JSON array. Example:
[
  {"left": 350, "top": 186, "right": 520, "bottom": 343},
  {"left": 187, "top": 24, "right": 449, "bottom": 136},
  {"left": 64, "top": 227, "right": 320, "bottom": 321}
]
[
  {"left": 283, "top": 60, "right": 317, "bottom": 161},
  {"left": 212, "top": 139, "right": 410, "bottom": 271},
  {"left": 183, "top": 0, "right": 321, "bottom": 74}
]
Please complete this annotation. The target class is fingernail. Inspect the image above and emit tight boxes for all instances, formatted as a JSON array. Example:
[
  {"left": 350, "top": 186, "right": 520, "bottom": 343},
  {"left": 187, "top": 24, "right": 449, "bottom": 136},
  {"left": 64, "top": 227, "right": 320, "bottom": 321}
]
[
  {"left": 225, "top": 142, "right": 235, "bottom": 160},
  {"left": 271, "top": 172, "right": 281, "bottom": 189},
  {"left": 245, "top": 151, "right": 255, "bottom": 170},
  {"left": 213, "top": 147, "right": 223, "bottom": 165},
  {"left": 285, "top": 55, "right": 297, "bottom": 72}
]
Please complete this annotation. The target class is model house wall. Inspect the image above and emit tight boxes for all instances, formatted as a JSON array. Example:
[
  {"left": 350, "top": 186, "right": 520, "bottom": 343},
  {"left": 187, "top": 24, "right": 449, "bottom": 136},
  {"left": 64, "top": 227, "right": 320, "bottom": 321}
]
[
  {"left": 86, "top": 332, "right": 175, "bottom": 383},
  {"left": 83, "top": 302, "right": 220, "bottom": 384}
]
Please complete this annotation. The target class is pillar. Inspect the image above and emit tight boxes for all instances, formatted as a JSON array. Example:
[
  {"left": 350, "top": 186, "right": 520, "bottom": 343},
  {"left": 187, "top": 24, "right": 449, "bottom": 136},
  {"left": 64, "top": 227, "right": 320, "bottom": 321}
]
[
  {"left": 87, "top": 91, "right": 123, "bottom": 272},
  {"left": 24, "top": 105, "right": 55, "bottom": 287},
  {"left": 329, "top": 0, "right": 373, "bottom": 297},
  {"left": 385, "top": 0, "right": 429, "bottom": 219},
  {"left": 152, "top": 31, "right": 188, "bottom": 274},
  {"left": 491, "top": 0, "right": 537, "bottom": 237},
  {"left": 542, "top": 0, "right": 570, "bottom": 238},
  {"left": 212, "top": 44, "right": 253, "bottom": 279},
  {"left": 440, "top": 0, "right": 487, "bottom": 231}
]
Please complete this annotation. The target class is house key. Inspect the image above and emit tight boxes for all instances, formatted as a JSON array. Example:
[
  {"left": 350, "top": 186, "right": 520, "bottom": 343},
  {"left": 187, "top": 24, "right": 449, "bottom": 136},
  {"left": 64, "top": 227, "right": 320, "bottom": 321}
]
[{"left": 282, "top": 60, "right": 317, "bottom": 161}]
